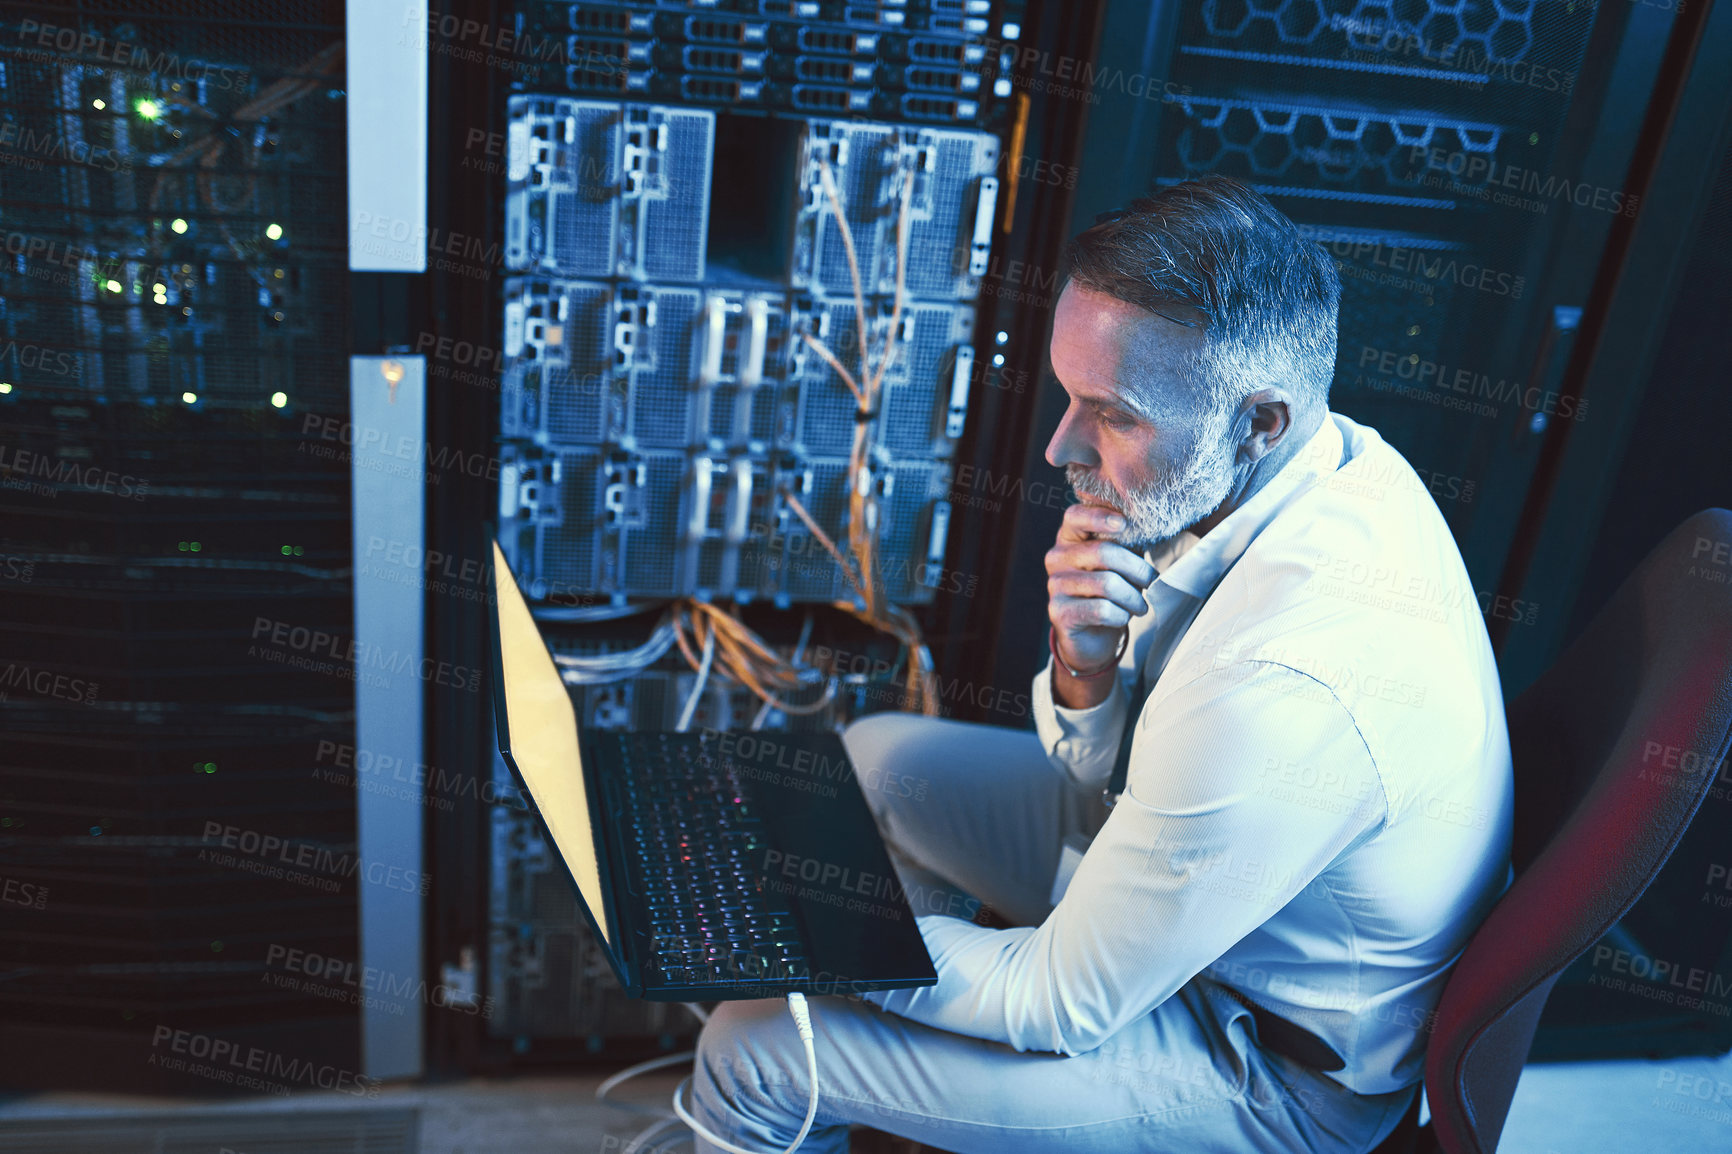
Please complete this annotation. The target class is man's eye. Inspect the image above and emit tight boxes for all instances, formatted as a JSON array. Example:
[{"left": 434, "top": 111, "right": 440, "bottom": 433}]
[{"left": 1100, "top": 412, "right": 1136, "bottom": 432}]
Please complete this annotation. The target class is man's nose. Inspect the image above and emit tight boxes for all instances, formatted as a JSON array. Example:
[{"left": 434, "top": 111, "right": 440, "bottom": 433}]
[{"left": 1045, "top": 409, "right": 1096, "bottom": 470}]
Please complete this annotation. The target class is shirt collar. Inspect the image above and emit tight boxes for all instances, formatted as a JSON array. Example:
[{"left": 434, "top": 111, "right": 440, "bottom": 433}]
[{"left": 1149, "top": 411, "right": 1344, "bottom": 599}]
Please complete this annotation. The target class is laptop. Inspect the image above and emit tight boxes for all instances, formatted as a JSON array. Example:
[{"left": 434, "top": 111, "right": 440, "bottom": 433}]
[{"left": 487, "top": 540, "right": 937, "bottom": 1000}]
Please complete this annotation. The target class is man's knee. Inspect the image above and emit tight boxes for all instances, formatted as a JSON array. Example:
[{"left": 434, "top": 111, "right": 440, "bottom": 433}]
[
  {"left": 842, "top": 713, "right": 938, "bottom": 821},
  {"left": 697, "top": 999, "right": 798, "bottom": 1094},
  {"left": 840, "top": 711, "right": 928, "bottom": 771},
  {"left": 694, "top": 1000, "right": 814, "bottom": 1132}
]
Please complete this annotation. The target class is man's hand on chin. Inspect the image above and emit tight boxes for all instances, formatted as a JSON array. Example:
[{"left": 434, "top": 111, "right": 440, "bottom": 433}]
[{"left": 1044, "top": 501, "right": 1155, "bottom": 709}]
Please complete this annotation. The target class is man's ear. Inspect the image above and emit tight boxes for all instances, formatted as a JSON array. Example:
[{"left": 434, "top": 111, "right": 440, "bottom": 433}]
[{"left": 1235, "top": 390, "right": 1293, "bottom": 464}]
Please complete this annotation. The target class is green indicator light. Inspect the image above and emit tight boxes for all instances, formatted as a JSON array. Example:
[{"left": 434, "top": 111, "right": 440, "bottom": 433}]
[
  {"left": 265, "top": 223, "right": 284, "bottom": 240},
  {"left": 171, "top": 218, "right": 188, "bottom": 234},
  {"left": 136, "top": 99, "right": 161, "bottom": 120},
  {"left": 281, "top": 544, "right": 292, "bottom": 555},
  {"left": 189, "top": 541, "right": 201, "bottom": 552}
]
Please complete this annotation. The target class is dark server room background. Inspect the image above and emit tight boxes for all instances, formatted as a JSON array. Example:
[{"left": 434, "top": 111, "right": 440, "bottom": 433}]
[{"left": 1, "top": 0, "right": 1730, "bottom": 1151}]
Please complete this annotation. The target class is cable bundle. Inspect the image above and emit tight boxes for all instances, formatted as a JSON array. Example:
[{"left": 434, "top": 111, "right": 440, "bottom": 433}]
[
  {"left": 668, "top": 601, "right": 837, "bottom": 722},
  {"left": 548, "top": 143, "right": 941, "bottom": 724},
  {"left": 774, "top": 148, "right": 939, "bottom": 716}
]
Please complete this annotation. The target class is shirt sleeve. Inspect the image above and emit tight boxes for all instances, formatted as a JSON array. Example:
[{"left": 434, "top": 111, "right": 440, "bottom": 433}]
[
  {"left": 1030, "top": 655, "right": 1132, "bottom": 792},
  {"left": 864, "top": 660, "right": 1387, "bottom": 1055}
]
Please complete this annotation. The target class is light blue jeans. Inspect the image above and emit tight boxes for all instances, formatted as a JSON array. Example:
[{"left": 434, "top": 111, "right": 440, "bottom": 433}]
[{"left": 688, "top": 714, "right": 1418, "bottom": 1153}]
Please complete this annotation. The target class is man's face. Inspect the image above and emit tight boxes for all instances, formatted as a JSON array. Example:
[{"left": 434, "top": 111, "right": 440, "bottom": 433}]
[{"left": 1045, "top": 282, "right": 1242, "bottom": 553}]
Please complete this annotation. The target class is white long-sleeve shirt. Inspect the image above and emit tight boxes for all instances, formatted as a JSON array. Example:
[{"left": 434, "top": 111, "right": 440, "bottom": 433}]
[{"left": 864, "top": 410, "right": 1514, "bottom": 1094}]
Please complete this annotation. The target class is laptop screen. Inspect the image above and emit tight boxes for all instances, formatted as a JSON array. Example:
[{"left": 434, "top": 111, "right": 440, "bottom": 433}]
[{"left": 490, "top": 541, "right": 611, "bottom": 947}]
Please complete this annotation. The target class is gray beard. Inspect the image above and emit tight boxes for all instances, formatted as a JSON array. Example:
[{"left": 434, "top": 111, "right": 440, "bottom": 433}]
[{"left": 1066, "top": 414, "right": 1241, "bottom": 553}]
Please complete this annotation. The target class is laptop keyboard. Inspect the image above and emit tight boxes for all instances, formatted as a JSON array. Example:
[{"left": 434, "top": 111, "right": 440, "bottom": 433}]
[{"left": 612, "top": 731, "right": 812, "bottom": 986}]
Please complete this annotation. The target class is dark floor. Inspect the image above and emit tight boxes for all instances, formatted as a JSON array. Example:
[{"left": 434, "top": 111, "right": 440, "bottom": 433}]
[{"left": 1, "top": 1049, "right": 1729, "bottom": 1152}]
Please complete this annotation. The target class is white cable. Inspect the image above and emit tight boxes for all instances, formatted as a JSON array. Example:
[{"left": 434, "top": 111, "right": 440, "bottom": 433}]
[
  {"left": 597, "top": 1050, "right": 697, "bottom": 1118},
  {"left": 555, "top": 613, "right": 680, "bottom": 684},
  {"left": 674, "top": 624, "right": 717, "bottom": 732},
  {"left": 793, "top": 610, "right": 815, "bottom": 662},
  {"left": 614, "top": 1004, "right": 709, "bottom": 1152},
  {"left": 672, "top": 992, "right": 818, "bottom": 1154}
]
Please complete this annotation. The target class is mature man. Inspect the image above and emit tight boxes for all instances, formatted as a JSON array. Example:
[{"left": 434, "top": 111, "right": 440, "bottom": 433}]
[{"left": 688, "top": 175, "right": 1513, "bottom": 1153}]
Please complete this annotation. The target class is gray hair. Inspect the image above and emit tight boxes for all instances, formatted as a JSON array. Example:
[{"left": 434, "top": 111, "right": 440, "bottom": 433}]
[{"left": 1060, "top": 174, "right": 1340, "bottom": 426}]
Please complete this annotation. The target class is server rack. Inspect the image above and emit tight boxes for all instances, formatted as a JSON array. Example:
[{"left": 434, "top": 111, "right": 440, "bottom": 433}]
[
  {"left": 485, "top": 0, "right": 1013, "bottom": 1061},
  {"left": 416, "top": 0, "right": 1101, "bottom": 1071},
  {"left": 0, "top": 1, "right": 361, "bottom": 1093}
]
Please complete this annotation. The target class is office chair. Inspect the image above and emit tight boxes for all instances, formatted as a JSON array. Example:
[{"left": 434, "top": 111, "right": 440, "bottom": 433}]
[
  {"left": 859, "top": 510, "right": 1732, "bottom": 1154},
  {"left": 1374, "top": 507, "right": 1732, "bottom": 1153}
]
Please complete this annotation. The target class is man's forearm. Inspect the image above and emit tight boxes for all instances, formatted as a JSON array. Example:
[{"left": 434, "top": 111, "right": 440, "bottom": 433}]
[{"left": 1031, "top": 658, "right": 1130, "bottom": 791}]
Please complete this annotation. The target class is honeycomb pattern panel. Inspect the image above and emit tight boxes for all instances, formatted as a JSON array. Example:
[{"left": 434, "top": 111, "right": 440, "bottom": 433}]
[
  {"left": 1194, "top": 0, "right": 1539, "bottom": 66},
  {"left": 1172, "top": 95, "right": 1504, "bottom": 201}
]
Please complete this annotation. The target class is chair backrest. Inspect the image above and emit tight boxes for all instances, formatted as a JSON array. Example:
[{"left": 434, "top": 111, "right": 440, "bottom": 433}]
[{"left": 1423, "top": 509, "right": 1732, "bottom": 1154}]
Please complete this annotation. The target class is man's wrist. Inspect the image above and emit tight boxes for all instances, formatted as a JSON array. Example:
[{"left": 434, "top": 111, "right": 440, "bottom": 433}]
[
  {"left": 1049, "top": 628, "right": 1125, "bottom": 710},
  {"left": 1049, "top": 625, "right": 1127, "bottom": 679}
]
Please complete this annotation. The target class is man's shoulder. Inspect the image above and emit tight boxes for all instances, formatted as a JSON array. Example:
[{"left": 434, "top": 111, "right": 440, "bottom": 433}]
[
  {"left": 1246, "top": 417, "right": 1466, "bottom": 597},
  {"left": 1187, "top": 418, "right": 1493, "bottom": 710}
]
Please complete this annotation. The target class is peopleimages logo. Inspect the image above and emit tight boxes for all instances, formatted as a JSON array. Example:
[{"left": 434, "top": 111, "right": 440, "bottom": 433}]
[
  {"left": 264, "top": 944, "right": 495, "bottom": 1019},
  {"left": 149, "top": 1026, "right": 378, "bottom": 1097},
  {"left": 1590, "top": 944, "right": 1732, "bottom": 1013},
  {"left": 0, "top": 337, "right": 79, "bottom": 378},
  {"left": 0, "top": 123, "right": 128, "bottom": 172},
  {"left": 0, "top": 661, "right": 99, "bottom": 704},
  {"left": 0, "top": 444, "right": 151, "bottom": 501},
  {"left": 1408, "top": 146, "right": 1638, "bottom": 217},
  {"left": 16, "top": 20, "right": 248, "bottom": 90},
  {"left": 1354, "top": 345, "right": 1588, "bottom": 423},
  {"left": 249, "top": 616, "right": 482, "bottom": 693},
  {"left": 200, "top": 821, "right": 431, "bottom": 896}
]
